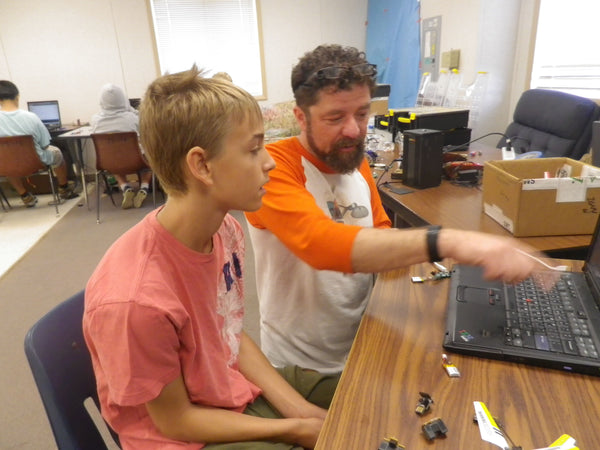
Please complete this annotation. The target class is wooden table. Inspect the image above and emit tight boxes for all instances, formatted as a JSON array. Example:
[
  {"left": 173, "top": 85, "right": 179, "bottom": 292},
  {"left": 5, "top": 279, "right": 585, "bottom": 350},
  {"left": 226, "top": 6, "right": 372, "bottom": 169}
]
[
  {"left": 378, "top": 146, "right": 592, "bottom": 256},
  {"left": 315, "top": 259, "right": 600, "bottom": 449}
]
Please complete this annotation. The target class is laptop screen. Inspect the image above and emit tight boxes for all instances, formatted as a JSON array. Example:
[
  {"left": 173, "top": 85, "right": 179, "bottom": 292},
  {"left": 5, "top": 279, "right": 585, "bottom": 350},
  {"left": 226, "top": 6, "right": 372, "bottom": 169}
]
[
  {"left": 129, "top": 98, "right": 141, "bottom": 110},
  {"left": 583, "top": 215, "right": 600, "bottom": 302},
  {"left": 27, "top": 100, "right": 61, "bottom": 128}
]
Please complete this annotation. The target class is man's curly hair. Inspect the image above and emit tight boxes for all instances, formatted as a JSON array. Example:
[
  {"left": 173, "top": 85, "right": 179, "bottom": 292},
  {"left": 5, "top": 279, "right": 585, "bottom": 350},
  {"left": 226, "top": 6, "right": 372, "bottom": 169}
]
[{"left": 291, "top": 44, "right": 376, "bottom": 109}]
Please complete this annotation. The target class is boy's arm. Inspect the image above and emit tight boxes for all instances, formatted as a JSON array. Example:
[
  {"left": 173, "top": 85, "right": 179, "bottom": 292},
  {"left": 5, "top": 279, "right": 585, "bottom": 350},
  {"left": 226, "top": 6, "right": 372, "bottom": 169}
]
[
  {"left": 237, "top": 331, "right": 328, "bottom": 420},
  {"left": 145, "top": 373, "right": 322, "bottom": 448}
]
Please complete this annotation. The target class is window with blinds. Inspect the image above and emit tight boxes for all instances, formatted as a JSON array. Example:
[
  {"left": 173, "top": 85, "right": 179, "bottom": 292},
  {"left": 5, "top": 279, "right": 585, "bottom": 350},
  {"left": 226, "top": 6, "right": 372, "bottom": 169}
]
[
  {"left": 148, "top": 0, "right": 265, "bottom": 98},
  {"left": 530, "top": 0, "right": 600, "bottom": 99}
]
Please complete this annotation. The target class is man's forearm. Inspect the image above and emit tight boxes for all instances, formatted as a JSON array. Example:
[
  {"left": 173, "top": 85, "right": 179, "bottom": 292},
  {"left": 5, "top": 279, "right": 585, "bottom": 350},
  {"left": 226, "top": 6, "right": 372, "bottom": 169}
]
[
  {"left": 351, "top": 226, "right": 542, "bottom": 284},
  {"left": 351, "top": 227, "right": 430, "bottom": 273}
]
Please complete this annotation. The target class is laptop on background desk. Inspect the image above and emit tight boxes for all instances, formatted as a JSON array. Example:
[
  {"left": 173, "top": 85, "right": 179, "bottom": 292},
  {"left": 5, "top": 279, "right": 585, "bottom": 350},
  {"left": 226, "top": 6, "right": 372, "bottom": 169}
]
[
  {"left": 27, "top": 100, "right": 65, "bottom": 132},
  {"left": 444, "top": 216, "right": 600, "bottom": 376}
]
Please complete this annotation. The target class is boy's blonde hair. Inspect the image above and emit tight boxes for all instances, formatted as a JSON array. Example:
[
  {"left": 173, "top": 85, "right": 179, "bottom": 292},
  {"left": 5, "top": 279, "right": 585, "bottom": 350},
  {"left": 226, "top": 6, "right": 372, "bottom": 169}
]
[{"left": 139, "top": 66, "right": 262, "bottom": 196}]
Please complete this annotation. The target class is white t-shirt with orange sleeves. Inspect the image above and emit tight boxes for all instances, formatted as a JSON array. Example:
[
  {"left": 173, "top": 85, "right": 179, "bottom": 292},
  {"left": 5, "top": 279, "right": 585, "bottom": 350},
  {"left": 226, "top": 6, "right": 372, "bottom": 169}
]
[
  {"left": 245, "top": 137, "right": 391, "bottom": 374},
  {"left": 84, "top": 210, "right": 261, "bottom": 449}
]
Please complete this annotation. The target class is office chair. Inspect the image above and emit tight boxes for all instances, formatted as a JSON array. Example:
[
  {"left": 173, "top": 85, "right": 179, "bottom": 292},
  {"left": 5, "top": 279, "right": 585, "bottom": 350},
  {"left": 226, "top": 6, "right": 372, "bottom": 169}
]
[
  {"left": 24, "top": 290, "right": 121, "bottom": 450},
  {"left": 498, "top": 89, "right": 600, "bottom": 159},
  {"left": 0, "top": 135, "right": 61, "bottom": 215},
  {"left": 90, "top": 132, "right": 157, "bottom": 224}
]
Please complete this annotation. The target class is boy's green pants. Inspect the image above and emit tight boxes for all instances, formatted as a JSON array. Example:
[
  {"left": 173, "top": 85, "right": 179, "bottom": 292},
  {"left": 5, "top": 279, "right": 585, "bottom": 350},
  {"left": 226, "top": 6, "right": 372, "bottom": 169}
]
[{"left": 203, "top": 366, "right": 340, "bottom": 450}]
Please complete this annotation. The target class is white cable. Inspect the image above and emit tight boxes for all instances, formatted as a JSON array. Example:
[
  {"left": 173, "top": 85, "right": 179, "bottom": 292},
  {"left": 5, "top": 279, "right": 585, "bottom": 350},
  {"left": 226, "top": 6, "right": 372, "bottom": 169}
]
[{"left": 516, "top": 249, "right": 568, "bottom": 272}]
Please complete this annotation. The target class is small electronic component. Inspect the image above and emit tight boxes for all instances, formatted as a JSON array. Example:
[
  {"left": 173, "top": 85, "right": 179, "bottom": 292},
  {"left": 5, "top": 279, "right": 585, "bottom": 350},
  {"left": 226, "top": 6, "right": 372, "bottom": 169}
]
[
  {"left": 422, "top": 417, "right": 448, "bottom": 441},
  {"left": 442, "top": 353, "right": 460, "bottom": 377},
  {"left": 443, "top": 160, "right": 484, "bottom": 183},
  {"left": 377, "top": 437, "right": 405, "bottom": 449},
  {"left": 411, "top": 263, "right": 453, "bottom": 283},
  {"left": 415, "top": 391, "right": 433, "bottom": 415}
]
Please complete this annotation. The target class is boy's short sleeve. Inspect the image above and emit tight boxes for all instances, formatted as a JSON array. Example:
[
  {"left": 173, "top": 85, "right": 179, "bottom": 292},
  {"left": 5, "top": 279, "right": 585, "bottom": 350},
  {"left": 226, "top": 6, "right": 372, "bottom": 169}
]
[{"left": 85, "top": 300, "right": 183, "bottom": 406}]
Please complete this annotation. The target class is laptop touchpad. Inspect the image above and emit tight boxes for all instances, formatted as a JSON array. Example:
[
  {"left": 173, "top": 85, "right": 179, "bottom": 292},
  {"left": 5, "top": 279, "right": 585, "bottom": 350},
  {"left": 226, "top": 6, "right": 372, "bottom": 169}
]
[{"left": 457, "top": 285, "right": 503, "bottom": 305}]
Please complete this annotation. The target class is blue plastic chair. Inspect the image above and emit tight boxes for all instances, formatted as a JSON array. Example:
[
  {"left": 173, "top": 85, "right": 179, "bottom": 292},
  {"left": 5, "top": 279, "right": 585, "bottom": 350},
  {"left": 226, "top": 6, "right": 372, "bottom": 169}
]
[{"left": 24, "top": 290, "right": 120, "bottom": 449}]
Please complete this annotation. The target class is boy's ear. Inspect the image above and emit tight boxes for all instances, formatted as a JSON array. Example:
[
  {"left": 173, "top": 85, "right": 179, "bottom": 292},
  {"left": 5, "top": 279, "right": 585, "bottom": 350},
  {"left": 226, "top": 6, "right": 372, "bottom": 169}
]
[
  {"left": 186, "top": 146, "right": 213, "bottom": 185},
  {"left": 293, "top": 105, "right": 308, "bottom": 133}
]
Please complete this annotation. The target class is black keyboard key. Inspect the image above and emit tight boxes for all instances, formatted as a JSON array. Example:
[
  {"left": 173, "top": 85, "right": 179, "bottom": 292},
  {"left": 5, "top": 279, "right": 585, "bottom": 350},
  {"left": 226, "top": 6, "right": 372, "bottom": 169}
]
[
  {"left": 535, "top": 334, "right": 550, "bottom": 351},
  {"left": 522, "top": 330, "right": 536, "bottom": 348},
  {"left": 562, "top": 339, "right": 579, "bottom": 355},
  {"left": 549, "top": 338, "right": 563, "bottom": 352}
]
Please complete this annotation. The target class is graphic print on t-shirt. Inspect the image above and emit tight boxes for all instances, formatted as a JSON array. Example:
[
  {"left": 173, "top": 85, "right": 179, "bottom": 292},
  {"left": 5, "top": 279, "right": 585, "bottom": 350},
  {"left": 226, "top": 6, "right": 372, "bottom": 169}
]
[
  {"left": 327, "top": 199, "right": 369, "bottom": 222},
  {"left": 217, "top": 220, "right": 246, "bottom": 367},
  {"left": 301, "top": 157, "right": 374, "bottom": 227}
]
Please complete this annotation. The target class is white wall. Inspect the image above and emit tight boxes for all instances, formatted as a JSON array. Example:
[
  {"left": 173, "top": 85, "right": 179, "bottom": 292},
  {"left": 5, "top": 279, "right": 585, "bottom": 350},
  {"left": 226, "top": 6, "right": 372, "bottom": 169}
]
[
  {"left": 1, "top": 0, "right": 543, "bottom": 147},
  {"left": 420, "top": 0, "right": 537, "bottom": 146},
  {"left": 0, "top": 0, "right": 157, "bottom": 125},
  {"left": 0, "top": 0, "right": 368, "bottom": 124},
  {"left": 260, "top": 0, "right": 368, "bottom": 104}
]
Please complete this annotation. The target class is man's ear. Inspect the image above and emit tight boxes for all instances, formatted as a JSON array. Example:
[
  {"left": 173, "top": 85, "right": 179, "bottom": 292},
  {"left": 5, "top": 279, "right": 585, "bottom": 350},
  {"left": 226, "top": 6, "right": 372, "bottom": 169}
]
[
  {"left": 186, "top": 146, "right": 213, "bottom": 185},
  {"left": 293, "top": 105, "right": 308, "bottom": 133}
]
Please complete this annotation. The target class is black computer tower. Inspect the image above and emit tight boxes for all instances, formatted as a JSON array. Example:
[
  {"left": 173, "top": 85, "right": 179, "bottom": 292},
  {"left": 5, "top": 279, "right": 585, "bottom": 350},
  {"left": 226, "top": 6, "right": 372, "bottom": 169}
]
[{"left": 402, "top": 129, "right": 444, "bottom": 188}]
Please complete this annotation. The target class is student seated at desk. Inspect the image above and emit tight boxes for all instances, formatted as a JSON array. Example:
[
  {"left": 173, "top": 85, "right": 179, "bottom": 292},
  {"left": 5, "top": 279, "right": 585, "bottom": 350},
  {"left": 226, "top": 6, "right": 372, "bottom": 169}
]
[
  {"left": 84, "top": 67, "right": 337, "bottom": 449},
  {"left": 0, "top": 80, "right": 77, "bottom": 207},
  {"left": 90, "top": 83, "right": 152, "bottom": 209}
]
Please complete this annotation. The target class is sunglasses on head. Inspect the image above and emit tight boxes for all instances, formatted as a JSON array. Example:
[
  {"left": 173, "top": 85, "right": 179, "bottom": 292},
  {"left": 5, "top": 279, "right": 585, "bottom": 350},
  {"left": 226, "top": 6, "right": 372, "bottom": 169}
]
[{"left": 302, "top": 63, "right": 377, "bottom": 87}]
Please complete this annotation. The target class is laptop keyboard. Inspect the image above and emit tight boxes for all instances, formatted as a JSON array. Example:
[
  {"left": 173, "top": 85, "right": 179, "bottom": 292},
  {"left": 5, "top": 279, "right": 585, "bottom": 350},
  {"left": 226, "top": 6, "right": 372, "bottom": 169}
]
[{"left": 504, "top": 273, "right": 599, "bottom": 359}]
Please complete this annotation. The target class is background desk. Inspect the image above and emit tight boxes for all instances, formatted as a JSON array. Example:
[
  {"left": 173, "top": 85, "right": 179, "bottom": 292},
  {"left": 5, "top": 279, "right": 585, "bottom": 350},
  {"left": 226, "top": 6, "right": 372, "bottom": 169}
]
[
  {"left": 49, "top": 125, "right": 79, "bottom": 181},
  {"left": 378, "top": 146, "right": 592, "bottom": 257},
  {"left": 315, "top": 260, "right": 600, "bottom": 449},
  {"left": 56, "top": 126, "right": 92, "bottom": 207}
]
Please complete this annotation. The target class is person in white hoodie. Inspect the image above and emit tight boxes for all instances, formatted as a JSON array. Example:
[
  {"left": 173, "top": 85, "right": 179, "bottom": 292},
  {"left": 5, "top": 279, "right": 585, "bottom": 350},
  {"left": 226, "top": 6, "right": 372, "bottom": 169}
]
[{"left": 90, "top": 83, "right": 153, "bottom": 209}]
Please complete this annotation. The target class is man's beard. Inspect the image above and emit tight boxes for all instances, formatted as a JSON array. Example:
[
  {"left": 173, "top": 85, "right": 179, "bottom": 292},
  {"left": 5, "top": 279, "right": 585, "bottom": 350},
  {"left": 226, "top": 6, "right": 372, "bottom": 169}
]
[{"left": 306, "top": 122, "right": 366, "bottom": 174}]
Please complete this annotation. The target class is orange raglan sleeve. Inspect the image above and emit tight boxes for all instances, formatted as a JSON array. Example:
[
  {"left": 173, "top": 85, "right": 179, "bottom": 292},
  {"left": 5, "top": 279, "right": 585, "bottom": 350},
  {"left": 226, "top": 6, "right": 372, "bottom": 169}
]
[{"left": 245, "top": 138, "right": 391, "bottom": 273}]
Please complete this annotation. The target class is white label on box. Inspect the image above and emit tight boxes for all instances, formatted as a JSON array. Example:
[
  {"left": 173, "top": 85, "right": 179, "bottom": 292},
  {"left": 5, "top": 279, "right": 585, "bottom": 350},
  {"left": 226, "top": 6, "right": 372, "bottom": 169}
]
[
  {"left": 483, "top": 203, "right": 514, "bottom": 232},
  {"left": 522, "top": 178, "right": 560, "bottom": 190},
  {"left": 521, "top": 176, "right": 600, "bottom": 203},
  {"left": 581, "top": 165, "right": 600, "bottom": 177},
  {"left": 556, "top": 178, "right": 587, "bottom": 202}
]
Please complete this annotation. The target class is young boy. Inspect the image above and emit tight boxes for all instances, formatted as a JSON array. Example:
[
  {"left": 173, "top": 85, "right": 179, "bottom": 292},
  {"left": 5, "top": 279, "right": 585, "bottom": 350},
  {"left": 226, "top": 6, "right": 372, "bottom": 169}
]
[{"left": 83, "top": 67, "right": 337, "bottom": 449}]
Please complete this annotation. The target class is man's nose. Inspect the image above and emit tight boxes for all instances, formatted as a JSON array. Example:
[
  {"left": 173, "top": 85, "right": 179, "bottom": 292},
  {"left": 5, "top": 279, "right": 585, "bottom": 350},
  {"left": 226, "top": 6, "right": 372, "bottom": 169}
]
[{"left": 341, "top": 116, "right": 361, "bottom": 139}]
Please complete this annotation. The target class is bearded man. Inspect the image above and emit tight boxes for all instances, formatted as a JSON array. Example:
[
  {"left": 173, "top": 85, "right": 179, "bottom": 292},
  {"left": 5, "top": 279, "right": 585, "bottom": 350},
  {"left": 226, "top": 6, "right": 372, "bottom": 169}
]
[{"left": 245, "top": 44, "right": 540, "bottom": 375}]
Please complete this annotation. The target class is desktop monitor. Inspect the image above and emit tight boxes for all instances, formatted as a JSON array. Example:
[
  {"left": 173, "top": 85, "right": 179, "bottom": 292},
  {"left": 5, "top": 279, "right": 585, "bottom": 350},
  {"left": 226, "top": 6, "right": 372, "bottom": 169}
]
[
  {"left": 129, "top": 98, "right": 141, "bottom": 110},
  {"left": 593, "top": 121, "right": 600, "bottom": 168},
  {"left": 27, "top": 100, "right": 61, "bottom": 130}
]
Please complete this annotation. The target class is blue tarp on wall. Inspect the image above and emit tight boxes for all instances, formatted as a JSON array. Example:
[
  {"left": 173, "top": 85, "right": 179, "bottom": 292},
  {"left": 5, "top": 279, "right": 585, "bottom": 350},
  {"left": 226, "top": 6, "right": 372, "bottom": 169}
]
[{"left": 366, "top": 0, "right": 421, "bottom": 108}]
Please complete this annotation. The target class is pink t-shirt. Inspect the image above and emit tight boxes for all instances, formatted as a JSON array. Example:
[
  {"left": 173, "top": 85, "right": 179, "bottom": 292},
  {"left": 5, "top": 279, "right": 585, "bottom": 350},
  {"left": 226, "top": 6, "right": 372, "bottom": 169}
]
[{"left": 84, "top": 210, "right": 261, "bottom": 449}]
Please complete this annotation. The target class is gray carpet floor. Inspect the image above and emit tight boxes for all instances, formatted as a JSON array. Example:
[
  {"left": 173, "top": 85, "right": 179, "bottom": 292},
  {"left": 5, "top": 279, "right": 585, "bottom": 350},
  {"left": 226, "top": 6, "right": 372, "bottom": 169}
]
[{"left": 0, "top": 192, "right": 260, "bottom": 449}]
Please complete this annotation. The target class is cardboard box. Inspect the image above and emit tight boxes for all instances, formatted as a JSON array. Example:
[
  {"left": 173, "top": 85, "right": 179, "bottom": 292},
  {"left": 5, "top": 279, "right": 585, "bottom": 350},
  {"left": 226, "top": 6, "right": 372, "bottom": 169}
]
[{"left": 482, "top": 157, "right": 600, "bottom": 236}]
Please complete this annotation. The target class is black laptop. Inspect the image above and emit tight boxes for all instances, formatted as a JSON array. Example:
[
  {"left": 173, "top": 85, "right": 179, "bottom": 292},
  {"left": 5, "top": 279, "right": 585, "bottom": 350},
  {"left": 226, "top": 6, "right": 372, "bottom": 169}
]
[
  {"left": 27, "top": 100, "right": 62, "bottom": 131},
  {"left": 444, "top": 217, "right": 600, "bottom": 376}
]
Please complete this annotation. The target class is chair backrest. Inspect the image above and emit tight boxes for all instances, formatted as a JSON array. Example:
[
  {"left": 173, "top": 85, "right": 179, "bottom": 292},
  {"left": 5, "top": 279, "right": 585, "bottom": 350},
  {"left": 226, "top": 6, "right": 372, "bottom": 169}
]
[
  {"left": 0, "top": 135, "right": 45, "bottom": 177},
  {"left": 24, "top": 290, "right": 120, "bottom": 450},
  {"left": 91, "top": 132, "right": 149, "bottom": 174},
  {"left": 498, "top": 89, "right": 600, "bottom": 159}
]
